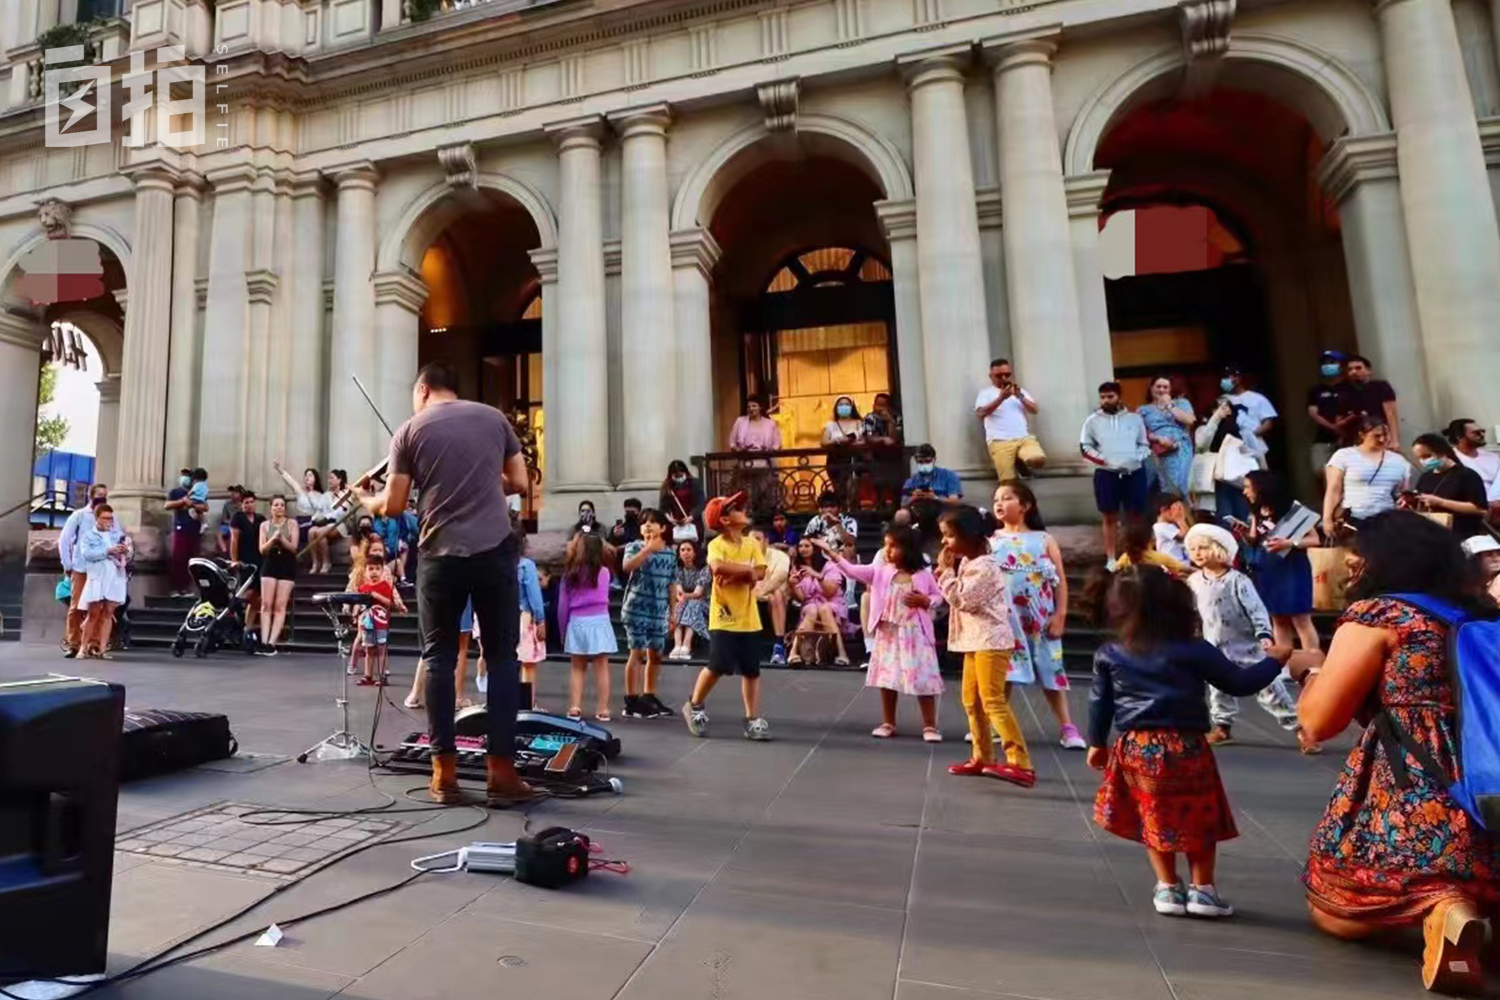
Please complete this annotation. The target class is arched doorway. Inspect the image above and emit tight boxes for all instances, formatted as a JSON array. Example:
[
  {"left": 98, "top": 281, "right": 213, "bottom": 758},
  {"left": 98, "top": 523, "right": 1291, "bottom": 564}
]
[
  {"left": 0, "top": 235, "right": 126, "bottom": 529},
  {"left": 415, "top": 189, "right": 545, "bottom": 518},
  {"left": 1092, "top": 84, "right": 1358, "bottom": 499}
]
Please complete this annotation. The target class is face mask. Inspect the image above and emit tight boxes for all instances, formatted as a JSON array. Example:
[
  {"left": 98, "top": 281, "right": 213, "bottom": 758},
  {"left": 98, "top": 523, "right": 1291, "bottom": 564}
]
[
  {"left": 625, "top": 511, "right": 639, "bottom": 522},
  {"left": 836, "top": 404, "right": 853, "bottom": 418},
  {"left": 1421, "top": 457, "right": 1444, "bottom": 473},
  {"left": 179, "top": 476, "right": 191, "bottom": 488},
  {"left": 1320, "top": 364, "right": 1341, "bottom": 378},
  {"left": 1219, "top": 378, "right": 1235, "bottom": 393},
  {"left": 916, "top": 462, "right": 934, "bottom": 475},
  {"left": 672, "top": 474, "right": 686, "bottom": 485},
  {"left": 91, "top": 496, "right": 106, "bottom": 508}
]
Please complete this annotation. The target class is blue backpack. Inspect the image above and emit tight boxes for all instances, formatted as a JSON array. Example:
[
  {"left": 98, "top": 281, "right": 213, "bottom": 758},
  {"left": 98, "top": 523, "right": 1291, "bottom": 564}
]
[{"left": 1379, "top": 593, "right": 1500, "bottom": 830}]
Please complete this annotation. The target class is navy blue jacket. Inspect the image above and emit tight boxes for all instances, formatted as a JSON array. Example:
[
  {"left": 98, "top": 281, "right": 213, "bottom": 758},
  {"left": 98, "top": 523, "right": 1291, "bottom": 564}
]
[{"left": 1088, "top": 639, "right": 1285, "bottom": 747}]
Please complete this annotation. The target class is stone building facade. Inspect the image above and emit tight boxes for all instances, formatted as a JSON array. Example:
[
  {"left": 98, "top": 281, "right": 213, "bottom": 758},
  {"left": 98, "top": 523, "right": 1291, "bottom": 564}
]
[{"left": 2, "top": 0, "right": 1500, "bottom": 552}]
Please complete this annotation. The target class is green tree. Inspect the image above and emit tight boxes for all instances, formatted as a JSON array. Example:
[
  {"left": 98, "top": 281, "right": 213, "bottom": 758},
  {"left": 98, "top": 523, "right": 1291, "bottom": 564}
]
[{"left": 34, "top": 363, "right": 70, "bottom": 455}]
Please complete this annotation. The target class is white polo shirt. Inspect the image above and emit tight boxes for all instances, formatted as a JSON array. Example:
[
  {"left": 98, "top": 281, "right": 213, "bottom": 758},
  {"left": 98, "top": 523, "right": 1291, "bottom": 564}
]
[{"left": 975, "top": 386, "right": 1036, "bottom": 442}]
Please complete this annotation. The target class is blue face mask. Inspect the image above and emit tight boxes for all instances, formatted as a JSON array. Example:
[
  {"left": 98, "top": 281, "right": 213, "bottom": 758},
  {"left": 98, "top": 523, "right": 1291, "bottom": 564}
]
[
  {"left": 1320, "top": 364, "right": 1341, "bottom": 378},
  {"left": 836, "top": 404, "right": 854, "bottom": 418},
  {"left": 1219, "top": 378, "right": 1236, "bottom": 393},
  {"left": 915, "top": 462, "right": 934, "bottom": 475},
  {"left": 179, "top": 475, "right": 191, "bottom": 488},
  {"left": 1421, "top": 457, "right": 1444, "bottom": 473}
]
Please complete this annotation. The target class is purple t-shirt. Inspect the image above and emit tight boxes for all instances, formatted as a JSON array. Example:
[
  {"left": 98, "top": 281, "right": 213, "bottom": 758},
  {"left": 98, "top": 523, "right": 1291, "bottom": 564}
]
[{"left": 387, "top": 400, "right": 522, "bottom": 557}]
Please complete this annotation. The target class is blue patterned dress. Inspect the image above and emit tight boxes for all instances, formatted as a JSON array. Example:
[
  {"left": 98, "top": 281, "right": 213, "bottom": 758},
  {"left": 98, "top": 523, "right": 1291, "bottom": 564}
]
[
  {"left": 1139, "top": 398, "right": 1195, "bottom": 500},
  {"left": 989, "top": 530, "right": 1068, "bottom": 690}
]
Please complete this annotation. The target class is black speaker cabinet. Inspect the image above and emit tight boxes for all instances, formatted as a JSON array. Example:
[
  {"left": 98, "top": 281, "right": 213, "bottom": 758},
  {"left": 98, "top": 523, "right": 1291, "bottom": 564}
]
[{"left": 0, "top": 676, "right": 125, "bottom": 982}]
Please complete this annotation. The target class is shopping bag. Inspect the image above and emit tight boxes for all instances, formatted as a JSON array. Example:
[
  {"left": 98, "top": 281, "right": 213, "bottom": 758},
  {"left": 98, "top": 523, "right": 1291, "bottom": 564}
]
[
  {"left": 1310, "top": 546, "right": 1353, "bottom": 611},
  {"left": 1189, "top": 453, "right": 1217, "bottom": 495}
]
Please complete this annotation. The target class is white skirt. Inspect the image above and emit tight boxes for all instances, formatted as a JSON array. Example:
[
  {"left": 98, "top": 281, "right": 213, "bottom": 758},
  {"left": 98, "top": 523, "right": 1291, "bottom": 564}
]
[
  {"left": 564, "top": 613, "right": 618, "bottom": 656},
  {"left": 79, "top": 560, "right": 127, "bottom": 609}
]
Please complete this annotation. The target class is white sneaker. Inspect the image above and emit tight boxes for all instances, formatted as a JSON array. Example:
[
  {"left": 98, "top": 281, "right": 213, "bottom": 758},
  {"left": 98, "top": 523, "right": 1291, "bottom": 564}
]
[
  {"left": 1186, "top": 885, "right": 1235, "bottom": 918},
  {"left": 403, "top": 693, "right": 422, "bottom": 710},
  {"left": 476, "top": 673, "right": 488, "bottom": 694},
  {"left": 1153, "top": 882, "right": 1188, "bottom": 917},
  {"left": 963, "top": 732, "right": 1003, "bottom": 744}
]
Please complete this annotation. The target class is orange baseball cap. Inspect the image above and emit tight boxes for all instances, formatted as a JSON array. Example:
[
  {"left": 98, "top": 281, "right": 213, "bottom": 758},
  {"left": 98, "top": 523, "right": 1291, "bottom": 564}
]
[{"left": 704, "top": 491, "right": 747, "bottom": 531}]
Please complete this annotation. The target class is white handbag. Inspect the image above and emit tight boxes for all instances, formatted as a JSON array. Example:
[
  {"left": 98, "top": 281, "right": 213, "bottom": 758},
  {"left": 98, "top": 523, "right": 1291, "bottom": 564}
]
[{"left": 672, "top": 522, "right": 699, "bottom": 544}]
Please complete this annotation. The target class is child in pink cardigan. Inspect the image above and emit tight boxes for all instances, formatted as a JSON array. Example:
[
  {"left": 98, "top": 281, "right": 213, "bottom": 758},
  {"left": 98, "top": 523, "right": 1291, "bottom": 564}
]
[{"left": 812, "top": 525, "right": 946, "bottom": 741}]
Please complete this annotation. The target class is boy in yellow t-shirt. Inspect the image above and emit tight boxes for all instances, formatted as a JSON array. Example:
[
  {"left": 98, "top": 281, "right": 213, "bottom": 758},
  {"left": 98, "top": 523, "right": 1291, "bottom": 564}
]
[{"left": 682, "top": 491, "right": 770, "bottom": 741}]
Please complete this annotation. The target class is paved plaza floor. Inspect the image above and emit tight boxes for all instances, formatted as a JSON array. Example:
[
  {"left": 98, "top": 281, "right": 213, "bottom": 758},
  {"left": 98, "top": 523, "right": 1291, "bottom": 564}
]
[{"left": 0, "top": 643, "right": 1455, "bottom": 999}]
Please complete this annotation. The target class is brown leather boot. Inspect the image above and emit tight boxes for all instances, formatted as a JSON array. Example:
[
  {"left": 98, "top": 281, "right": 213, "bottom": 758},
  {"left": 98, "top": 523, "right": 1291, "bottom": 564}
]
[
  {"left": 428, "top": 753, "right": 463, "bottom": 804},
  {"left": 485, "top": 755, "right": 537, "bottom": 808}
]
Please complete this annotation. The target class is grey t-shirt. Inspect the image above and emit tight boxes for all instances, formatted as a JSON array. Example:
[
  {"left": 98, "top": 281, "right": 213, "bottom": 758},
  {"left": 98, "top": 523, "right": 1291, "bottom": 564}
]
[{"left": 388, "top": 400, "right": 521, "bottom": 557}]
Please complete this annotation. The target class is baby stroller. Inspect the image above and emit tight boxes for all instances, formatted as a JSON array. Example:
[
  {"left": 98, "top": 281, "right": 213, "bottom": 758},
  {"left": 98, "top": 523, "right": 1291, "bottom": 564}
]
[{"left": 171, "top": 558, "right": 258, "bottom": 659}]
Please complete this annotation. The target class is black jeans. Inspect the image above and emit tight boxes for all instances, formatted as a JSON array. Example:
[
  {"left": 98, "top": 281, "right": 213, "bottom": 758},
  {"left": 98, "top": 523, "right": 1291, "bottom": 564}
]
[{"left": 417, "top": 536, "right": 520, "bottom": 757}]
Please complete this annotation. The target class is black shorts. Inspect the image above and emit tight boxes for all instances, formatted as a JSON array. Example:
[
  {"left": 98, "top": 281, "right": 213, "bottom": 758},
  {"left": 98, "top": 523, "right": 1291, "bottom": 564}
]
[{"left": 708, "top": 631, "right": 762, "bottom": 678}]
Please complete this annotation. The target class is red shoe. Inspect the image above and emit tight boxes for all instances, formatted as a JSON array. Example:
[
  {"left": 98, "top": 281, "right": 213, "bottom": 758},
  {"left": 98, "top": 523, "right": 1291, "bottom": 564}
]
[
  {"left": 982, "top": 763, "right": 1037, "bottom": 788},
  {"left": 948, "top": 759, "right": 987, "bottom": 776},
  {"left": 356, "top": 677, "right": 376, "bottom": 687}
]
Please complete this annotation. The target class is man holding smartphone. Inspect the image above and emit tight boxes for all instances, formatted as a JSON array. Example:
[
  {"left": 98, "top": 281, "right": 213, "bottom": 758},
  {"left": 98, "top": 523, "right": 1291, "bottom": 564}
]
[{"left": 975, "top": 358, "right": 1044, "bottom": 481}]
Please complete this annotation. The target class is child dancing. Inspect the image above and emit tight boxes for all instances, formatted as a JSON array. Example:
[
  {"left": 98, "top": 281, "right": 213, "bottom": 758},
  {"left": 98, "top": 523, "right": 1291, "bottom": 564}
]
[
  {"left": 1183, "top": 523, "right": 1309, "bottom": 750},
  {"left": 936, "top": 506, "right": 1034, "bottom": 787},
  {"left": 1088, "top": 566, "right": 1304, "bottom": 918},
  {"left": 989, "top": 482, "right": 1085, "bottom": 749},
  {"left": 620, "top": 509, "right": 678, "bottom": 719},
  {"left": 813, "top": 526, "right": 945, "bottom": 740}
]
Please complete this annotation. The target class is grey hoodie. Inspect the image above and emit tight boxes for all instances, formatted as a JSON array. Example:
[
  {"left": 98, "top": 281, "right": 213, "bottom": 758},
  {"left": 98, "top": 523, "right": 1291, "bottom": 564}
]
[{"left": 1079, "top": 409, "right": 1150, "bottom": 473}]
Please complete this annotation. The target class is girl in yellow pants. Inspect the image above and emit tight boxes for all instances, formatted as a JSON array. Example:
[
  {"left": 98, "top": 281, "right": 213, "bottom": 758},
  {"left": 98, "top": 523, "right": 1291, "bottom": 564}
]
[{"left": 936, "top": 507, "right": 1035, "bottom": 787}]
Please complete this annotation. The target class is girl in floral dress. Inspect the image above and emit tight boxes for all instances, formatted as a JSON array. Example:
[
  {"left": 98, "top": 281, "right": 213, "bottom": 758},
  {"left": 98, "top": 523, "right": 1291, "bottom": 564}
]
[
  {"left": 813, "top": 527, "right": 945, "bottom": 740},
  {"left": 990, "top": 483, "right": 1085, "bottom": 750},
  {"left": 1089, "top": 566, "right": 1301, "bottom": 919},
  {"left": 670, "top": 541, "right": 711, "bottom": 659},
  {"left": 1299, "top": 511, "right": 1500, "bottom": 994}
]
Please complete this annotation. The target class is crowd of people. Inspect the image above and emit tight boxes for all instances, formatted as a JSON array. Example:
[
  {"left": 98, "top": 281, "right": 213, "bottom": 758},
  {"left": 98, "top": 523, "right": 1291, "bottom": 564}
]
[{"left": 49, "top": 347, "right": 1500, "bottom": 993}]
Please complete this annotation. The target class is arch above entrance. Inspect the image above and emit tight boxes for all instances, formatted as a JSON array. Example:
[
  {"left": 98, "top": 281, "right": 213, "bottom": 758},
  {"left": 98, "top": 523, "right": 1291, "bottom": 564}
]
[
  {"left": 379, "top": 171, "right": 560, "bottom": 274},
  {"left": 671, "top": 112, "right": 915, "bottom": 232},
  {"left": 1064, "top": 32, "right": 1390, "bottom": 177},
  {"left": 0, "top": 222, "right": 135, "bottom": 308}
]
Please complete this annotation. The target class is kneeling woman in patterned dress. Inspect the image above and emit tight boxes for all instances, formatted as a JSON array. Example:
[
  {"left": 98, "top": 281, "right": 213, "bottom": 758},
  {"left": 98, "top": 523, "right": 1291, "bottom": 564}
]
[
  {"left": 1299, "top": 511, "right": 1500, "bottom": 994},
  {"left": 1088, "top": 566, "right": 1303, "bottom": 920}
]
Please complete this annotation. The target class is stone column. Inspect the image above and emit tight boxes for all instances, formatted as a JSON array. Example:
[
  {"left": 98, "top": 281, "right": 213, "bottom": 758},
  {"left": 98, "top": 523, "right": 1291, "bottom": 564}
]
[
  {"left": 329, "top": 162, "right": 380, "bottom": 470},
  {"left": 1065, "top": 171, "right": 1116, "bottom": 395},
  {"left": 0, "top": 310, "right": 42, "bottom": 567},
  {"left": 373, "top": 271, "right": 428, "bottom": 452},
  {"left": 1378, "top": 0, "right": 1500, "bottom": 426},
  {"left": 613, "top": 104, "right": 678, "bottom": 490},
  {"left": 545, "top": 118, "right": 610, "bottom": 492},
  {"left": 95, "top": 373, "right": 121, "bottom": 488},
  {"left": 163, "top": 173, "right": 205, "bottom": 478},
  {"left": 669, "top": 228, "right": 721, "bottom": 464},
  {"left": 987, "top": 36, "right": 1092, "bottom": 465},
  {"left": 114, "top": 165, "right": 178, "bottom": 497},
  {"left": 1317, "top": 135, "right": 1434, "bottom": 438},
  {"left": 901, "top": 49, "right": 992, "bottom": 477},
  {"left": 528, "top": 247, "right": 560, "bottom": 517},
  {"left": 286, "top": 172, "right": 329, "bottom": 470},
  {"left": 875, "top": 198, "right": 929, "bottom": 447},
  {"left": 201, "top": 165, "right": 255, "bottom": 482}
]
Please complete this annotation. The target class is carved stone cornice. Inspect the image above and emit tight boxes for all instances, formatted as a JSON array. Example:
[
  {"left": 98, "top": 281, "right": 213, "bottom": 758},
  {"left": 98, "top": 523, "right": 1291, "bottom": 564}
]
[
  {"left": 975, "top": 187, "right": 1003, "bottom": 230},
  {"left": 756, "top": 79, "right": 799, "bottom": 132},
  {"left": 875, "top": 199, "right": 918, "bottom": 242},
  {"left": 603, "top": 238, "right": 622, "bottom": 277},
  {"left": 607, "top": 102, "right": 672, "bottom": 139},
  {"left": 437, "top": 141, "right": 477, "bottom": 190},
  {"left": 545, "top": 114, "right": 606, "bottom": 151},
  {"left": 1315, "top": 133, "right": 1399, "bottom": 205},
  {"left": 245, "top": 269, "right": 279, "bottom": 304},
  {"left": 668, "top": 228, "right": 721, "bottom": 277},
  {"left": 1178, "top": 0, "right": 1235, "bottom": 96},
  {"left": 1063, "top": 170, "right": 1111, "bottom": 218},
  {"left": 373, "top": 269, "right": 430, "bottom": 312},
  {"left": 529, "top": 248, "right": 559, "bottom": 282}
]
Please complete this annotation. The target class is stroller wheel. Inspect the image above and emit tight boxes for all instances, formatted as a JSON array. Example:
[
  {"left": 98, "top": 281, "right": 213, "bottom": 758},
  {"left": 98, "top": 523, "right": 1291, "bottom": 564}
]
[
  {"left": 171, "top": 640, "right": 185, "bottom": 658},
  {"left": 194, "top": 636, "right": 210, "bottom": 658}
]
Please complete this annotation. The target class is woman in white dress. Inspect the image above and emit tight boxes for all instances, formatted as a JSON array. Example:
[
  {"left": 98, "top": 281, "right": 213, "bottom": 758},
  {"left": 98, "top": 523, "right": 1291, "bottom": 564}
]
[{"left": 77, "top": 504, "right": 132, "bottom": 659}]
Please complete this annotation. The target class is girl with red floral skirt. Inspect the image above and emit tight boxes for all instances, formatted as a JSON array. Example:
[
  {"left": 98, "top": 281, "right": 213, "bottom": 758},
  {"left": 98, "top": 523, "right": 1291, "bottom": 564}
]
[{"left": 1087, "top": 566, "right": 1303, "bottom": 918}]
